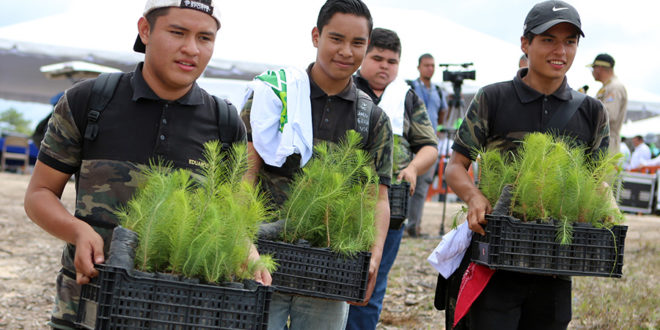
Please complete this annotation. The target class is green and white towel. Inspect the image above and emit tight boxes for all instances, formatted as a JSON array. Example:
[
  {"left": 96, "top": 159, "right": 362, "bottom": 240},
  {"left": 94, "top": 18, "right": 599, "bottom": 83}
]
[{"left": 243, "top": 67, "right": 313, "bottom": 167}]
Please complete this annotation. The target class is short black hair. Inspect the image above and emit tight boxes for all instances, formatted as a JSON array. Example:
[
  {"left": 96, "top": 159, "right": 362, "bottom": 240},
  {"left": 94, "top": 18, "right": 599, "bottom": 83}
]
[
  {"left": 418, "top": 53, "right": 434, "bottom": 66},
  {"left": 317, "top": 0, "right": 373, "bottom": 34},
  {"left": 145, "top": 7, "right": 170, "bottom": 29},
  {"left": 367, "top": 28, "right": 401, "bottom": 56}
]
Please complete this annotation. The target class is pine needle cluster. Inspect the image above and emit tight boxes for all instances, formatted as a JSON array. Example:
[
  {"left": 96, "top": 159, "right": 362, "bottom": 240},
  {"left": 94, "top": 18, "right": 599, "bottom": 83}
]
[
  {"left": 477, "top": 133, "right": 624, "bottom": 244},
  {"left": 391, "top": 134, "right": 407, "bottom": 181},
  {"left": 282, "top": 130, "right": 379, "bottom": 255},
  {"left": 116, "top": 141, "right": 277, "bottom": 283}
]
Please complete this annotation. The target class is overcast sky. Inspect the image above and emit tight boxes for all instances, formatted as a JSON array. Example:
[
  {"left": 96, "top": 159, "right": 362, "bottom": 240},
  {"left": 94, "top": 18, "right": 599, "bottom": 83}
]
[{"left": 2, "top": 0, "right": 660, "bottom": 127}]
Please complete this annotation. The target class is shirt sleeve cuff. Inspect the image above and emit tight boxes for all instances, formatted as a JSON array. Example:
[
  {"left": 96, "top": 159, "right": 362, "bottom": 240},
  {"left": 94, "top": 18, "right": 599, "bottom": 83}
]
[
  {"left": 38, "top": 152, "right": 79, "bottom": 174},
  {"left": 451, "top": 143, "right": 475, "bottom": 161}
]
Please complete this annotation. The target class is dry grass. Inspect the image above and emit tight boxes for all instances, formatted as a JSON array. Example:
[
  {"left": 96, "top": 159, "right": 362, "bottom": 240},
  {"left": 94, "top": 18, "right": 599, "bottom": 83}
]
[{"left": 0, "top": 173, "right": 658, "bottom": 329}]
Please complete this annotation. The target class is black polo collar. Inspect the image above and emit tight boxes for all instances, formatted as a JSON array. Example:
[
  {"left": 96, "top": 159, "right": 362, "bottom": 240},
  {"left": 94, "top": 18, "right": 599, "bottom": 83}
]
[
  {"left": 307, "top": 63, "right": 358, "bottom": 101},
  {"left": 130, "top": 62, "right": 204, "bottom": 105},
  {"left": 513, "top": 68, "right": 572, "bottom": 103}
]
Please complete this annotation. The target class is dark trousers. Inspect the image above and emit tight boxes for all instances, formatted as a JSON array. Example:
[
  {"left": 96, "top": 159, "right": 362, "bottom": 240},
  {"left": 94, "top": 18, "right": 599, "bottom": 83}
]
[{"left": 468, "top": 271, "right": 572, "bottom": 330}]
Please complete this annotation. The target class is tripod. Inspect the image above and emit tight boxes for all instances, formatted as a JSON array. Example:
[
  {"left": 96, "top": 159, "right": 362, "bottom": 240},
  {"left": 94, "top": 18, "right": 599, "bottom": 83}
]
[{"left": 437, "top": 79, "right": 468, "bottom": 236}]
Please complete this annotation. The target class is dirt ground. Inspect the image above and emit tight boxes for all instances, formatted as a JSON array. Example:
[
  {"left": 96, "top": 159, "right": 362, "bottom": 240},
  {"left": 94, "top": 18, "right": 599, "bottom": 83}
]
[{"left": 0, "top": 172, "right": 658, "bottom": 329}]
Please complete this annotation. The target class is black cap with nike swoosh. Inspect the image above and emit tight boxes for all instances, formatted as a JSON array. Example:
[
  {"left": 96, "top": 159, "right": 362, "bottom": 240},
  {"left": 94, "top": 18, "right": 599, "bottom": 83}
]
[{"left": 523, "top": 0, "right": 584, "bottom": 37}]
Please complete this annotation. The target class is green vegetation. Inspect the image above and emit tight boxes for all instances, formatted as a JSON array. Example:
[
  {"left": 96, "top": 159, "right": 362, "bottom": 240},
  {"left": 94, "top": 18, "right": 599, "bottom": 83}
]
[
  {"left": 477, "top": 133, "right": 623, "bottom": 244},
  {"left": 392, "top": 134, "right": 406, "bottom": 180},
  {"left": 116, "top": 141, "right": 276, "bottom": 283},
  {"left": 281, "top": 130, "right": 378, "bottom": 255},
  {"left": 0, "top": 108, "right": 32, "bottom": 135}
]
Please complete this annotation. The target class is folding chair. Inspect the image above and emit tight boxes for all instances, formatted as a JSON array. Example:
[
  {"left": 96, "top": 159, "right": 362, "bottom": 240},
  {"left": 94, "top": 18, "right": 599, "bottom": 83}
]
[{"left": 1, "top": 136, "right": 30, "bottom": 173}]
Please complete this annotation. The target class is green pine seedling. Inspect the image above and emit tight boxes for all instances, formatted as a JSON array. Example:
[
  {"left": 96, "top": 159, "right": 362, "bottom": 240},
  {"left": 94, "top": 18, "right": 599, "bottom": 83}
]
[
  {"left": 391, "top": 134, "right": 408, "bottom": 183},
  {"left": 282, "top": 130, "right": 378, "bottom": 255},
  {"left": 117, "top": 141, "right": 277, "bottom": 283},
  {"left": 475, "top": 132, "right": 624, "bottom": 245}
]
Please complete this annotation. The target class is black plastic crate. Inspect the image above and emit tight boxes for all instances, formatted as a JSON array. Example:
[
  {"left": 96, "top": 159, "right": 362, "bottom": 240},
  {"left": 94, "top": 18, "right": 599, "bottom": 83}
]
[
  {"left": 256, "top": 239, "right": 370, "bottom": 302},
  {"left": 471, "top": 214, "right": 627, "bottom": 277},
  {"left": 389, "top": 182, "right": 410, "bottom": 220},
  {"left": 75, "top": 264, "right": 273, "bottom": 329}
]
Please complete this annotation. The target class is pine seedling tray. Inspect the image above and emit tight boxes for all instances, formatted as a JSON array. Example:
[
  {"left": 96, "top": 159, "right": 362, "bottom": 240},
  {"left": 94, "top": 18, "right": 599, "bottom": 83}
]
[
  {"left": 389, "top": 181, "right": 410, "bottom": 221},
  {"left": 257, "top": 239, "right": 370, "bottom": 302},
  {"left": 471, "top": 214, "right": 627, "bottom": 277},
  {"left": 75, "top": 264, "right": 273, "bottom": 330}
]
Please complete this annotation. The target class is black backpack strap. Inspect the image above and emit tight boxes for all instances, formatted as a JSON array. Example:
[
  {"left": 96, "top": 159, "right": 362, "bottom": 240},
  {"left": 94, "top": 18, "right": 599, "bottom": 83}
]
[
  {"left": 546, "top": 89, "right": 586, "bottom": 131},
  {"left": 355, "top": 90, "right": 375, "bottom": 145},
  {"left": 84, "top": 72, "right": 122, "bottom": 141},
  {"left": 213, "top": 95, "right": 239, "bottom": 151}
]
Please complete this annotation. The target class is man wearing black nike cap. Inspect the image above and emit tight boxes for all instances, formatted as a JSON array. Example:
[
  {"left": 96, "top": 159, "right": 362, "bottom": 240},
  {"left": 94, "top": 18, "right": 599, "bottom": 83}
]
[{"left": 445, "top": 1, "right": 609, "bottom": 329}]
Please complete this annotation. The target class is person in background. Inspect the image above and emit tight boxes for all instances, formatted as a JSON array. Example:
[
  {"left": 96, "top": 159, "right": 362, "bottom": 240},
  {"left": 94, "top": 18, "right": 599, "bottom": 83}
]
[
  {"left": 347, "top": 27, "right": 437, "bottom": 329},
  {"left": 518, "top": 54, "right": 528, "bottom": 68},
  {"left": 23, "top": 1, "right": 253, "bottom": 328},
  {"left": 445, "top": 1, "right": 609, "bottom": 328},
  {"left": 407, "top": 53, "right": 448, "bottom": 237},
  {"left": 619, "top": 136, "right": 631, "bottom": 167},
  {"left": 241, "top": 1, "right": 393, "bottom": 328},
  {"left": 627, "top": 135, "right": 651, "bottom": 169},
  {"left": 589, "top": 53, "right": 628, "bottom": 156}
]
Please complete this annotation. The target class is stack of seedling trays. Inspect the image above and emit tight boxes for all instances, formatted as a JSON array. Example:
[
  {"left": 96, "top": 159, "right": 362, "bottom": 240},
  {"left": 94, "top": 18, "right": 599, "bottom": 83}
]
[
  {"left": 76, "top": 264, "right": 273, "bottom": 329},
  {"left": 257, "top": 239, "right": 370, "bottom": 302},
  {"left": 471, "top": 214, "right": 627, "bottom": 277},
  {"left": 388, "top": 182, "right": 410, "bottom": 222}
]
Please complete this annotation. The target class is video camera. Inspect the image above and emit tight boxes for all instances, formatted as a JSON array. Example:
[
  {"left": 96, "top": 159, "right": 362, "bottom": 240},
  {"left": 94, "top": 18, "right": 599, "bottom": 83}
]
[{"left": 439, "top": 62, "right": 476, "bottom": 85}]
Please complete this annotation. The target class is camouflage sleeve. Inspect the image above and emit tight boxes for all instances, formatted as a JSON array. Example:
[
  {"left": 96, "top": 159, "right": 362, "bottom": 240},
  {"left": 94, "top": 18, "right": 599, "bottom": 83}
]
[
  {"left": 452, "top": 88, "right": 489, "bottom": 161},
  {"left": 240, "top": 92, "right": 254, "bottom": 142},
  {"left": 38, "top": 92, "right": 83, "bottom": 174},
  {"left": 234, "top": 111, "right": 248, "bottom": 144},
  {"left": 368, "top": 106, "right": 393, "bottom": 187},
  {"left": 406, "top": 90, "right": 438, "bottom": 153},
  {"left": 590, "top": 100, "right": 610, "bottom": 157}
]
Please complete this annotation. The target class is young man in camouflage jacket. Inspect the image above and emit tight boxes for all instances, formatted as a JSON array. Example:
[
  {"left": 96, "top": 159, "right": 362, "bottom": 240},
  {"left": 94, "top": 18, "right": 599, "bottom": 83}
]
[{"left": 23, "top": 1, "right": 254, "bottom": 328}]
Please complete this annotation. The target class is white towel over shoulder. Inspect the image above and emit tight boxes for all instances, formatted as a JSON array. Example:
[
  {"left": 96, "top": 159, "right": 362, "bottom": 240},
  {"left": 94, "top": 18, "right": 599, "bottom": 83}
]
[
  {"left": 243, "top": 67, "right": 313, "bottom": 167},
  {"left": 378, "top": 78, "right": 409, "bottom": 136}
]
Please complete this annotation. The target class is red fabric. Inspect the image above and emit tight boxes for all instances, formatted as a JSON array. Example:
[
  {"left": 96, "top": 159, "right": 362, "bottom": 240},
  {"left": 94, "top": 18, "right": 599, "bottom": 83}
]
[{"left": 453, "top": 262, "right": 496, "bottom": 327}]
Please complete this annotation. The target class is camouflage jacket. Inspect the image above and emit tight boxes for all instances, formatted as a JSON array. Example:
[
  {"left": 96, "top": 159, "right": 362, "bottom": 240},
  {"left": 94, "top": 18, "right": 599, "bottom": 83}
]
[
  {"left": 355, "top": 74, "right": 438, "bottom": 177},
  {"left": 39, "top": 63, "right": 246, "bottom": 269},
  {"left": 453, "top": 68, "right": 609, "bottom": 160},
  {"left": 241, "top": 69, "right": 393, "bottom": 208}
]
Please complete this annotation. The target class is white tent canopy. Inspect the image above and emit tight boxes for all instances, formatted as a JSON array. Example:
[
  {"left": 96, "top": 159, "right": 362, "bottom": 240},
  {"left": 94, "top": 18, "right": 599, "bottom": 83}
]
[
  {"left": 2, "top": 0, "right": 660, "bottom": 111},
  {"left": 621, "top": 116, "right": 660, "bottom": 137}
]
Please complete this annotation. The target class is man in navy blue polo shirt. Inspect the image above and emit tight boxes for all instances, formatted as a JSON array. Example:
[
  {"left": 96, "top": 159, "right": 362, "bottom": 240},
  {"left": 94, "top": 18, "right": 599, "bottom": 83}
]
[
  {"left": 23, "top": 1, "right": 254, "bottom": 328},
  {"left": 445, "top": 1, "right": 609, "bottom": 328}
]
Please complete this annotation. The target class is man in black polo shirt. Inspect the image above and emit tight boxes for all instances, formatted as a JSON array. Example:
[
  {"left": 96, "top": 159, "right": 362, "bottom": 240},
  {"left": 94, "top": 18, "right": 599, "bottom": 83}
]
[
  {"left": 23, "top": 1, "right": 252, "bottom": 328},
  {"left": 445, "top": 1, "right": 609, "bottom": 328},
  {"left": 241, "top": 1, "right": 392, "bottom": 329}
]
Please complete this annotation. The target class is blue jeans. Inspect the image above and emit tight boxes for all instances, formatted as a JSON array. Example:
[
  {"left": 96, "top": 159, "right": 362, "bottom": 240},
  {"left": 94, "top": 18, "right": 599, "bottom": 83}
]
[
  {"left": 345, "top": 227, "right": 405, "bottom": 330},
  {"left": 268, "top": 292, "right": 349, "bottom": 330}
]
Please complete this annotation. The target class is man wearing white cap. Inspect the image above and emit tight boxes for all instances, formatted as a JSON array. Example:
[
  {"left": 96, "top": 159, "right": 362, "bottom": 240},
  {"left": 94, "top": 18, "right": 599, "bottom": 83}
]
[{"left": 24, "top": 1, "right": 255, "bottom": 328}]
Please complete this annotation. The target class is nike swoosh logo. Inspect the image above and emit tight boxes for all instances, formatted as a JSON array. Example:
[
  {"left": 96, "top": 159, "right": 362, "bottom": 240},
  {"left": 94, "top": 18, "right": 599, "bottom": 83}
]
[{"left": 553, "top": 6, "right": 568, "bottom": 11}]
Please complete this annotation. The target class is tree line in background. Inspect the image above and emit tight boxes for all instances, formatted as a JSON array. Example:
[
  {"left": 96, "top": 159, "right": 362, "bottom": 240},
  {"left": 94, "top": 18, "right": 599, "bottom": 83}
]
[{"left": 0, "top": 108, "right": 32, "bottom": 136}]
